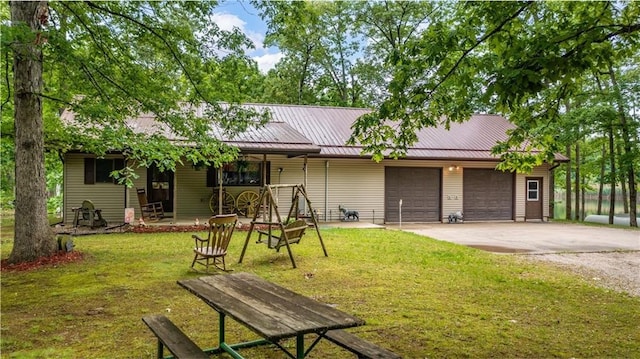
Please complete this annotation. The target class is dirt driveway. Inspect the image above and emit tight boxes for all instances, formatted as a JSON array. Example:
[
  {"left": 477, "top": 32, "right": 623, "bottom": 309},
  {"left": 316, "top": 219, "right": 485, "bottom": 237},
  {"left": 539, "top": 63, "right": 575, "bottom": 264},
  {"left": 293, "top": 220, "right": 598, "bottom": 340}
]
[{"left": 397, "top": 222, "right": 640, "bottom": 296}]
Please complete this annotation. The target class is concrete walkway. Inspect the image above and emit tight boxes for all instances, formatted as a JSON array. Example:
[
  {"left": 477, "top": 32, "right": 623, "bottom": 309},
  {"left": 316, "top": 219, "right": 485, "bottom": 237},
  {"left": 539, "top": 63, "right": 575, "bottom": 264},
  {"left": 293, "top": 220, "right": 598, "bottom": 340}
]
[{"left": 393, "top": 222, "right": 640, "bottom": 254}]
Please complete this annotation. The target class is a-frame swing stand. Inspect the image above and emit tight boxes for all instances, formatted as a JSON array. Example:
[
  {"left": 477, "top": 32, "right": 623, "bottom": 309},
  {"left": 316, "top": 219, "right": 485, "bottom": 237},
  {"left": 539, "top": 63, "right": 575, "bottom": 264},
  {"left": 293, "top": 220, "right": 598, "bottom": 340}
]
[{"left": 238, "top": 184, "right": 328, "bottom": 268}]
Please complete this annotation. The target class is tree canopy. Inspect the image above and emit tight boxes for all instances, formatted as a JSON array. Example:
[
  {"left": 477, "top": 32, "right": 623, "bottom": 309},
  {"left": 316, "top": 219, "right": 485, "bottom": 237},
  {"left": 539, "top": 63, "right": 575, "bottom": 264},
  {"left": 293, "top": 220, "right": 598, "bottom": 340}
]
[
  {"left": 348, "top": 1, "right": 639, "bottom": 168},
  {"left": 2, "top": 0, "right": 269, "bottom": 263}
]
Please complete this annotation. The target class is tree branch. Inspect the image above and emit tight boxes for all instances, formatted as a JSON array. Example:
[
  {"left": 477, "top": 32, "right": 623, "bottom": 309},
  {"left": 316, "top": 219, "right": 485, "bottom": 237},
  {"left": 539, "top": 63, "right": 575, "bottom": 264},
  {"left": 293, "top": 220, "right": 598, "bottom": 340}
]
[
  {"left": 59, "top": 2, "right": 116, "bottom": 64},
  {"left": 84, "top": 1, "right": 211, "bottom": 104},
  {"left": 427, "top": 2, "right": 533, "bottom": 97}
]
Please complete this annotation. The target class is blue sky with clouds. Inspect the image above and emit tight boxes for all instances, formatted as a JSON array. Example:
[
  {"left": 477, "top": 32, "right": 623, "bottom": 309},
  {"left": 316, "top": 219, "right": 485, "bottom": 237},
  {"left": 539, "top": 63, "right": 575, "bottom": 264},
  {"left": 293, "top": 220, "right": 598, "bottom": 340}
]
[{"left": 213, "top": 0, "right": 283, "bottom": 73}]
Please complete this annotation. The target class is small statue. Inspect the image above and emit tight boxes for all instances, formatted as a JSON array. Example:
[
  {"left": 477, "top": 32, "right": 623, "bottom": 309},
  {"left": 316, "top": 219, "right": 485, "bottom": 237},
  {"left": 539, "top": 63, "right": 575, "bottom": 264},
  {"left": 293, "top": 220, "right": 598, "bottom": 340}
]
[{"left": 339, "top": 205, "right": 359, "bottom": 221}]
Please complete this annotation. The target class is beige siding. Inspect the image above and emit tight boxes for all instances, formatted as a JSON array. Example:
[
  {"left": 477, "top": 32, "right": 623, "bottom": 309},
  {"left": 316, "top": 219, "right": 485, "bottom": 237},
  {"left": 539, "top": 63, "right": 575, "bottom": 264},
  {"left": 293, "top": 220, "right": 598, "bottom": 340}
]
[
  {"left": 63, "top": 154, "right": 127, "bottom": 224},
  {"left": 125, "top": 164, "right": 148, "bottom": 221},
  {"left": 175, "top": 164, "right": 212, "bottom": 220},
  {"left": 65, "top": 153, "right": 552, "bottom": 224},
  {"left": 442, "top": 166, "right": 464, "bottom": 220},
  {"left": 514, "top": 164, "right": 550, "bottom": 221}
]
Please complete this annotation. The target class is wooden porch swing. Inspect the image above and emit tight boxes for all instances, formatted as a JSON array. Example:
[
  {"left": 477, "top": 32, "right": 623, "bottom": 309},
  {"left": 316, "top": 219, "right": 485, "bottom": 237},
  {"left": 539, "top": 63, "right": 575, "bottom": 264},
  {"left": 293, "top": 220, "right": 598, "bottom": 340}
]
[{"left": 238, "top": 184, "right": 328, "bottom": 268}]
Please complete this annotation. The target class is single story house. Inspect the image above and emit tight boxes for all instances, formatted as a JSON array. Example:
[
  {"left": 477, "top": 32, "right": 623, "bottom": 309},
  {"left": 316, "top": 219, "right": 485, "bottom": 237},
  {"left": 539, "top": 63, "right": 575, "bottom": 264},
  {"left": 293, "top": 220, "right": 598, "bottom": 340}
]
[{"left": 60, "top": 103, "right": 567, "bottom": 225}]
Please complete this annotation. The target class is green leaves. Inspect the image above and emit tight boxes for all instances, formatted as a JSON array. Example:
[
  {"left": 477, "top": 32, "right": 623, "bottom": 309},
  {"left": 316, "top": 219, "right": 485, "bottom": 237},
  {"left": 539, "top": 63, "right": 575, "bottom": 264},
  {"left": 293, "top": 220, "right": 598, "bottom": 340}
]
[
  {"left": 2, "top": 1, "right": 275, "bottom": 181},
  {"left": 348, "top": 0, "right": 639, "bottom": 171}
]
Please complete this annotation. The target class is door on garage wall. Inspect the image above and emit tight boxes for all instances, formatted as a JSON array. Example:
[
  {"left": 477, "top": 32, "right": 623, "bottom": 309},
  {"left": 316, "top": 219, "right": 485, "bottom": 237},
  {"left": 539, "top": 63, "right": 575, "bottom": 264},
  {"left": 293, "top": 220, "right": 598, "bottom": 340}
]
[
  {"left": 463, "top": 169, "right": 514, "bottom": 221},
  {"left": 525, "top": 177, "right": 543, "bottom": 220},
  {"left": 385, "top": 167, "right": 441, "bottom": 222}
]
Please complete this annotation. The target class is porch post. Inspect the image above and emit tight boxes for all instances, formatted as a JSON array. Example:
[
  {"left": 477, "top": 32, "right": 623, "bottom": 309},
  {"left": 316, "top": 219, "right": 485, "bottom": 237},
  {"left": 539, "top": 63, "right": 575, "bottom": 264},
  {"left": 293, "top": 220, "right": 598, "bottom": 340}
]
[
  {"left": 173, "top": 168, "right": 178, "bottom": 222},
  {"left": 218, "top": 167, "right": 223, "bottom": 216},
  {"left": 262, "top": 154, "right": 267, "bottom": 221},
  {"left": 302, "top": 156, "right": 308, "bottom": 214}
]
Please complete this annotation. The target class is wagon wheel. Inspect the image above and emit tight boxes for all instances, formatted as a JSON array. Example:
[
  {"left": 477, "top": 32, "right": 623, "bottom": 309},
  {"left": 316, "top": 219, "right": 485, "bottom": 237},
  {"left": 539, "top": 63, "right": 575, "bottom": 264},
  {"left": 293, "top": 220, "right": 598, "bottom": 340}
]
[
  {"left": 235, "top": 190, "right": 260, "bottom": 217},
  {"left": 209, "top": 191, "right": 236, "bottom": 214}
]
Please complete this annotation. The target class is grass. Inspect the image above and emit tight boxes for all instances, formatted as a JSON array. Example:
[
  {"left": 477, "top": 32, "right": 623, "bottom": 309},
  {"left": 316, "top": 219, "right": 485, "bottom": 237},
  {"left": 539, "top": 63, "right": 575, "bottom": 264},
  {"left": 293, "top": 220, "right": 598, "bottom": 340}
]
[{"left": 1, "top": 221, "right": 639, "bottom": 358}]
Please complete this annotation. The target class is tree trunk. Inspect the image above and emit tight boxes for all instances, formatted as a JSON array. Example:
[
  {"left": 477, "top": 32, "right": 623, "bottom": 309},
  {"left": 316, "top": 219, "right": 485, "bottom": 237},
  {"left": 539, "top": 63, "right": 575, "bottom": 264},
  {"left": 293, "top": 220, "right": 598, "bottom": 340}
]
[
  {"left": 581, "top": 174, "right": 586, "bottom": 221},
  {"left": 565, "top": 145, "right": 572, "bottom": 220},
  {"left": 8, "top": 1, "right": 56, "bottom": 264},
  {"left": 574, "top": 143, "right": 580, "bottom": 221},
  {"left": 609, "top": 64, "right": 637, "bottom": 227},
  {"left": 597, "top": 142, "right": 605, "bottom": 215},
  {"left": 549, "top": 167, "right": 555, "bottom": 219},
  {"left": 608, "top": 123, "right": 616, "bottom": 225},
  {"left": 617, "top": 144, "right": 629, "bottom": 214}
]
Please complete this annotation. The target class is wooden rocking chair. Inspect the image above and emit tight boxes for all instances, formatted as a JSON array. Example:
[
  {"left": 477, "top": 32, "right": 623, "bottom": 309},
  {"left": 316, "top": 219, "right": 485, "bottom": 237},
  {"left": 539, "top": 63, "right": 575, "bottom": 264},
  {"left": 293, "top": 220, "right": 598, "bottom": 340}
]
[
  {"left": 136, "top": 188, "right": 164, "bottom": 221},
  {"left": 191, "top": 214, "right": 238, "bottom": 273}
]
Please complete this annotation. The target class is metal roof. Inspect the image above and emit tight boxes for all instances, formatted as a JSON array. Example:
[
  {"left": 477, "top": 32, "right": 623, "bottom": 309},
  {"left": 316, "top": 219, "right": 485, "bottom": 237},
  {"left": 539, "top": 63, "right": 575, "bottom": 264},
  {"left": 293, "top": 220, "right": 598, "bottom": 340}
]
[{"left": 61, "top": 104, "right": 567, "bottom": 162}]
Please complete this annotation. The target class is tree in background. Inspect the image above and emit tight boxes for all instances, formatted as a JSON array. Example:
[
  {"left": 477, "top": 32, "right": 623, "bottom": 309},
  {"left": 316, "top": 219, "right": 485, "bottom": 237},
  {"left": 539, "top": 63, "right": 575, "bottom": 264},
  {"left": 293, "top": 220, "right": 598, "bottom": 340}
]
[
  {"left": 345, "top": 1, "right": 638, "bottom": 225},
  {"left": 2, "top": 1, "right": 269, "bottom": 263}
]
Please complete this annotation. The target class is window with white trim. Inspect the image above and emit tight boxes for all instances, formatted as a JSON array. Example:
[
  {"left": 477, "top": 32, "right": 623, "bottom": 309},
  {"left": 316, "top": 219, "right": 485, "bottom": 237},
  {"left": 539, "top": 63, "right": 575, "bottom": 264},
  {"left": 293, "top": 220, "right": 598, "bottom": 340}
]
[{"left": 527, "top": 180, "right": 539, "bottom": 201}]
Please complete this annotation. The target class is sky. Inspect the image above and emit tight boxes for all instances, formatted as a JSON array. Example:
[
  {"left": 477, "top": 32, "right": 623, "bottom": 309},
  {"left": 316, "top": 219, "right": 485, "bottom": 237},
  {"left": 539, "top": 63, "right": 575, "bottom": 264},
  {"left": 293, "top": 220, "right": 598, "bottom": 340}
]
[{"left": 212, "top": 0, "right": 283, "bottom": 73}]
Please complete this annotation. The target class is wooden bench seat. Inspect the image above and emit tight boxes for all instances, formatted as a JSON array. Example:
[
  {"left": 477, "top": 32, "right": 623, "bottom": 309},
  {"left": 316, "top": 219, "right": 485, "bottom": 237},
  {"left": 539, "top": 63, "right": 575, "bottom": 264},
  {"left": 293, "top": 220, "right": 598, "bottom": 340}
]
[
  {"left": 256, "top": 219, "right": 308, "bottom": 251},
  {"left": 325, "top": 329, "right": 402, "bottom": 359},
  {"left": 141, "top": 315, "right": 208, "bottom": 359}
]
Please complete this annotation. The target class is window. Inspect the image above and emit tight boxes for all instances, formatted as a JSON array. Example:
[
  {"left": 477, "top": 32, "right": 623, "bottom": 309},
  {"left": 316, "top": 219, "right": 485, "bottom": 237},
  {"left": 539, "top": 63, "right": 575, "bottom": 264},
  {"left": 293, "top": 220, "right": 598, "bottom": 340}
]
[
  {"left": 527, "top": 180, "right": 539, "bottom": 201},
  {"left": 84, "top": 158, "right": 125, "bottom": 184},
  {"left": 207, "top": 161, "right": 269, "bottom": 187}
]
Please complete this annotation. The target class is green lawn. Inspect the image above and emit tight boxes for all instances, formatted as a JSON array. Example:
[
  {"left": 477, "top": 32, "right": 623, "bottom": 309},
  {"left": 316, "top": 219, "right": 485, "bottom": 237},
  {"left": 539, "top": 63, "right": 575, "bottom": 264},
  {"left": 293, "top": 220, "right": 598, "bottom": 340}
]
[{"left": 1, "top": 225, "right": 639, "bottom": 358}]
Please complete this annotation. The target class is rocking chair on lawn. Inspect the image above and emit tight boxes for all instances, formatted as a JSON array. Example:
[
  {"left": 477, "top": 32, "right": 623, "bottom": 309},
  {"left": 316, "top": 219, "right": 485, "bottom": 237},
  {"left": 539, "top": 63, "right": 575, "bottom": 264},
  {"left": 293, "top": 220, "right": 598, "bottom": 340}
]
[
  {"left": 136, "top": 188, "right": 164, "bottom": 221},
  {"left": 191, "top": 214, "right": 238, "bottom": 273}
]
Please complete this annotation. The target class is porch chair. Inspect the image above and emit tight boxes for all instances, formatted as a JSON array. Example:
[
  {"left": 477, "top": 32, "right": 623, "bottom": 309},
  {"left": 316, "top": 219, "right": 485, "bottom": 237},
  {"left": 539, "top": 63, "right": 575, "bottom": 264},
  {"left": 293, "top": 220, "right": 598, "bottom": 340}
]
[
  {"left": 136, "top": 188, "right": 164, "bottom": 221},
  {"left": 73, "top": 200, "right": 107, "bottom": 229},
  {"left": 257, "top": 219, "right": 308, "bottom": 252},
  {"left": 191, "top": 214, "right": 238, "bottom": 273}
]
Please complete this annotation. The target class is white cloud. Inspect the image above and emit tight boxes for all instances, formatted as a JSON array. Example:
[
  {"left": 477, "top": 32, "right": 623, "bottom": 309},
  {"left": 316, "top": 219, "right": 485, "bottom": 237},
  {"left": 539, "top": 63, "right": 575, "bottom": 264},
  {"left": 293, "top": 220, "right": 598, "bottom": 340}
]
[
  {"left": 253, "top": 52, "right": 284, "bottom": 73},
  {"left": 211, "top": 12, "right": 246, "bottom": 31},
  {"left": 211, "top": 12, "right": 265, "bottom": 51}
]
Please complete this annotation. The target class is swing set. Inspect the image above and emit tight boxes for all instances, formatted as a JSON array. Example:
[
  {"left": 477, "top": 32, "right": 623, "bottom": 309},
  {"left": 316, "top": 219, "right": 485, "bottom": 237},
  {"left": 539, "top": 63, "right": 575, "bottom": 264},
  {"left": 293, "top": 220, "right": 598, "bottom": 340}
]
[{"left": 238, "top": 184, "right": 328, "bottom": 268}]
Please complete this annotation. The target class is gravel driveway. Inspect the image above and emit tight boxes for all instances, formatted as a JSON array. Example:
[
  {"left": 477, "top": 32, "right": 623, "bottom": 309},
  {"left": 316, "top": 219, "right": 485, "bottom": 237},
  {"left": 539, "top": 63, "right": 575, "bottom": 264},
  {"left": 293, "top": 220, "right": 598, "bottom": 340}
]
[
  {"left": 395, "top": 222, "right": 640, "bottom": 297},
  {"left": 525, "top": 252, "right": 639, "bottom": 297}
]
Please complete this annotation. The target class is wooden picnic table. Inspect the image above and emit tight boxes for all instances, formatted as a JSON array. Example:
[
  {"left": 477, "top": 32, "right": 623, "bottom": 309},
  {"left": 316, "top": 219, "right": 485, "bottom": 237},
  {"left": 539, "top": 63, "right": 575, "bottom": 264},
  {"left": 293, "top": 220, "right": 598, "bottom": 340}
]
[{"left": 177, "top": 272, "right": 366, "bottom": 358}]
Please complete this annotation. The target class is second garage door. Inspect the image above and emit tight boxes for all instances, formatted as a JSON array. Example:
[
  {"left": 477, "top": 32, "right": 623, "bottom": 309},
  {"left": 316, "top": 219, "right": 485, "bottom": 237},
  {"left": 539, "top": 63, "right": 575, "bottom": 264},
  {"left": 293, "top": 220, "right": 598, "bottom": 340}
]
[
  {"left": 463, "top": 169, "right": 514, "bottom": 221},
  {"left": 385, "top": 167, "right": 441, "bottom": 222}
]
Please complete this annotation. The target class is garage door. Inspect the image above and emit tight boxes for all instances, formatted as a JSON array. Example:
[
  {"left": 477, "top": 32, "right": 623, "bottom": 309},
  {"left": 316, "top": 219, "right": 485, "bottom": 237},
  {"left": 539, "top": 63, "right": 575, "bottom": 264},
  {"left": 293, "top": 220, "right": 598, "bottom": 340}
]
[
  {"left": 463, "top": 169, "right": 514, "bottom": 221},
  {"left": 385, "top": 167, "right": 441, "bottom": 222}
]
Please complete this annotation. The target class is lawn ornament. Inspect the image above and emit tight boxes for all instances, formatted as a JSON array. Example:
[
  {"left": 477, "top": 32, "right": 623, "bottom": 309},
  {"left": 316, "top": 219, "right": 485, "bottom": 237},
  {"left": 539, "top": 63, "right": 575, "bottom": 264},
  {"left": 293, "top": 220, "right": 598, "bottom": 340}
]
[
  {"left": 448, "top": 211, "right": 464, "bottom": 223},
  {"left": 339, "top": 205, "right": 359, "bottom": 221}
]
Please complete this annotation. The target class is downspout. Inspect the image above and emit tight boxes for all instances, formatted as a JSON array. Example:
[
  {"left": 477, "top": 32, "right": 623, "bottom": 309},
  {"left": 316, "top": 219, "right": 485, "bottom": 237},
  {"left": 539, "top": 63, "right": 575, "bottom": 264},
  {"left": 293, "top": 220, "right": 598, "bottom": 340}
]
[
  {"left": 324, "top": 160, "right": 329, "bottom": 221},
  {"left": 302, "top": 156, "right": 308, "bottom": 214}
]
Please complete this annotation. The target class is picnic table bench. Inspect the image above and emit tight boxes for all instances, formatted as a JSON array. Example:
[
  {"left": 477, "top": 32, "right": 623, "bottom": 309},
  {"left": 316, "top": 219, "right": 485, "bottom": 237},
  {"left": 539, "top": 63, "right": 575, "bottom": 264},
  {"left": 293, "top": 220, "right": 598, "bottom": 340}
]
[
  {"left": 141, "top": 315, "right": 208, "bottom": 359},
  {"left": 325, "top": 329, "right": 402, "bottom": 359}
]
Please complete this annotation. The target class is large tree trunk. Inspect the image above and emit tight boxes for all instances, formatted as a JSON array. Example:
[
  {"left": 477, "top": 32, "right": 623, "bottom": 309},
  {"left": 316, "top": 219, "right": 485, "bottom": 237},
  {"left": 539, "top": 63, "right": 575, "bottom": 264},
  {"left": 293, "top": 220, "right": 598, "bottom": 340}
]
[
  {"left": 597, "top": 142, "right": 605, "bottom": 215},
  {"left": 565, "top": 145, "right": 572, "bottom": 220},
  {"left": 8, "top": 1, "right": 56, "bottom": 263},
  {"left": 609, "top": 64, "right": 637, "bottom": 227},
  {"left": 574, "top": 143, "right": 580, "bottom": 221},
  {"left": 617, "top": 133, "right": 630, "bottom": 215},
  {"left": 549, "top": 167, "right": 555, "bottom": 219},
  {"left": 608, "top": 123, "right": 616, "bottom": 225}
]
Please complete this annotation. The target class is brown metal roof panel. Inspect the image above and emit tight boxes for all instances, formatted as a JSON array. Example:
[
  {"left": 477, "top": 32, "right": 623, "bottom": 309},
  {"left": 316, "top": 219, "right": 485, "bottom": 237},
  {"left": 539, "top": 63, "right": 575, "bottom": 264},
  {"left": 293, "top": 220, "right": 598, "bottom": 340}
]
[{"left": 244, "top": 104, "right": 371, "bottom": 147}]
